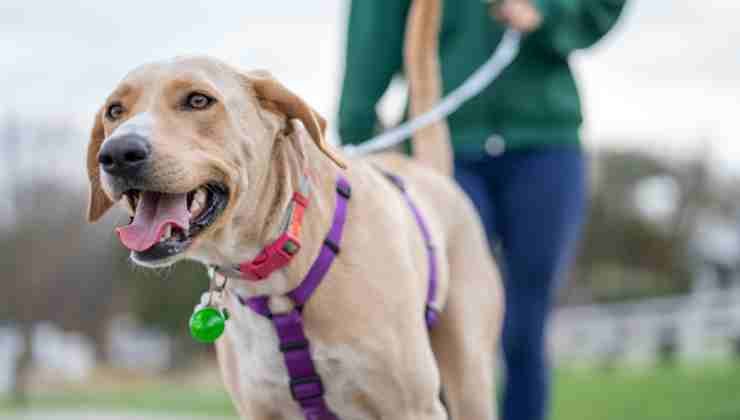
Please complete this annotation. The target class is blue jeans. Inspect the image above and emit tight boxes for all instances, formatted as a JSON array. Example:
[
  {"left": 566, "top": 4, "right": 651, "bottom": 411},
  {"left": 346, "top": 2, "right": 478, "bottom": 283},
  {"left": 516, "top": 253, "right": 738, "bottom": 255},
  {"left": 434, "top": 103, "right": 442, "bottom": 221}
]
[{"left": 454, "top": 146, "right": 587, "bottom": 420}]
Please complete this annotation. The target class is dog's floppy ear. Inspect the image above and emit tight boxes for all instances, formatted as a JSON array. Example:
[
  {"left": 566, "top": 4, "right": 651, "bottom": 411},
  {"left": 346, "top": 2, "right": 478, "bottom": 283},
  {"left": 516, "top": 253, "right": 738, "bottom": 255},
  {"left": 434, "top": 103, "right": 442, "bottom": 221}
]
[
  {"left": 86, "top": 107, "right": 114, "bottom": 222},
  {"left": 248, "top": 72, "right": 347, "bottom": 169}
]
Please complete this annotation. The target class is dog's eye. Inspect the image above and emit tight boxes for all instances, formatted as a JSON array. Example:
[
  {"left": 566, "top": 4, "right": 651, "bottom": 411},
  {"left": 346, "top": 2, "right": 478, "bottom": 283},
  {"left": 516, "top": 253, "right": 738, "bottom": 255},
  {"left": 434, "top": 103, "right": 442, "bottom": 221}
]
[
  {"left": 106, "top": 103, "right": 125, "bottom": 121},
  {"left": 185, "top": 92, "right": 216, "bottom": 110}
]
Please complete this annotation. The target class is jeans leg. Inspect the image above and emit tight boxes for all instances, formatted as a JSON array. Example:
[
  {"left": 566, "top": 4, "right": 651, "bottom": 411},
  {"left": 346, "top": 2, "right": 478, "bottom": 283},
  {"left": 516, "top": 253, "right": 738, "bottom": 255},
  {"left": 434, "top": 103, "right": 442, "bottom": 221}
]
[
  {"left": 454, "top": 158, "right": 498, "bottom": 241},
  {"left": 492, "top": 148, "right": 588, "bottom": 420}
]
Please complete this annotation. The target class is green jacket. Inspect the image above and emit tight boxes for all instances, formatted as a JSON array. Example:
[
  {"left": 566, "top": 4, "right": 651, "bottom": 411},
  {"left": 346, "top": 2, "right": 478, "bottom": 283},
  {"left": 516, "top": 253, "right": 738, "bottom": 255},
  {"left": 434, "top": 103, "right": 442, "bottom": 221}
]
[{"left": 338, "top": 0, "right": 626, "bottom": 155}]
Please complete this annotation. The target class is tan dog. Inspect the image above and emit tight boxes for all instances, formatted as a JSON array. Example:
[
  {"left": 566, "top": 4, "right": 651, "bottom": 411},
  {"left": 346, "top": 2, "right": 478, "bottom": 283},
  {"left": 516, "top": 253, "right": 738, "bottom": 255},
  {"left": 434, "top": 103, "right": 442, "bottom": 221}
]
[{"left": 86, "top": 1, "right": 502, "bottom": 418}]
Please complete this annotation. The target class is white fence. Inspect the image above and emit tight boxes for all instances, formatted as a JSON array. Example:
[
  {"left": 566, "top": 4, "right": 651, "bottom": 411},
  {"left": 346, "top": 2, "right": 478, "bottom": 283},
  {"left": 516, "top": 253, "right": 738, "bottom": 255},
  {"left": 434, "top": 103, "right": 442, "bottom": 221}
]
[
  {"left": 550, "top": 288, "right": 740, "bottom": 365},
  {"left": 0, "top": 326, "right": 22, "bottom": 393},
  {"left": 0, "top": 317, "right": 171, "bottom": 394},
  {"left": 3, "top": 290, "right": 739, "bottom": 393}
]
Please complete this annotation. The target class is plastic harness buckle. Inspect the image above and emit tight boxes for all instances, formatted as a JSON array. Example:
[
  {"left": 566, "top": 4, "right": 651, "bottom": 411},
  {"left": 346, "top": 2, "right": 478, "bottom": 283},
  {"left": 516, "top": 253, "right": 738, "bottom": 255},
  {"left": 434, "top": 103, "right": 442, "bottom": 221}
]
[{"left": 290, "top": 376, "right": 325, "bottom": 401}]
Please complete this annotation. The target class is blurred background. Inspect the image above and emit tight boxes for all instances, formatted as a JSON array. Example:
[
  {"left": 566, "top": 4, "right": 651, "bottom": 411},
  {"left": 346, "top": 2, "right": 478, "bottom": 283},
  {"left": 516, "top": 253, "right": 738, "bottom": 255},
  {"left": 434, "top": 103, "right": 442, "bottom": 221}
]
[{"left": 2, "top": 1, "right": 739, "bottom": 419}]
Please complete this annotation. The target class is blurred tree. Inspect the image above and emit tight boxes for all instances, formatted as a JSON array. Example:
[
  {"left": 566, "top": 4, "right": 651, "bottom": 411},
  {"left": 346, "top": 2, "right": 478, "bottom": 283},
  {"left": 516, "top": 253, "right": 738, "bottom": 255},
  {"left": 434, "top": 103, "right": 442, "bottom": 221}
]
[
  {"left": 1, "top": 115, "right": 212, "bottom": 380},
  {"left": 1, "top": 117, "right": 125, "bottom": 402},
  {"left": 564, "top": 148, "right": 729, "bottom": 304},
  {"left": 126, "top": 260, "right": 212, "bottom": 367},
  {"left": 2, "top": 114, "right": 33, "bottom": 406}
]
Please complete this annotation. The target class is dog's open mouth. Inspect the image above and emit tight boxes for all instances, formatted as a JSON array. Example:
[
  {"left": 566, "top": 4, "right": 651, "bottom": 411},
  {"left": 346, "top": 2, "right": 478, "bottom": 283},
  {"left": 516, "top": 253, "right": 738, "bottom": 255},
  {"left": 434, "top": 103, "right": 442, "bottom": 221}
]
[{"left": 115, "top": 183, "right": 228, "bottom": 262}]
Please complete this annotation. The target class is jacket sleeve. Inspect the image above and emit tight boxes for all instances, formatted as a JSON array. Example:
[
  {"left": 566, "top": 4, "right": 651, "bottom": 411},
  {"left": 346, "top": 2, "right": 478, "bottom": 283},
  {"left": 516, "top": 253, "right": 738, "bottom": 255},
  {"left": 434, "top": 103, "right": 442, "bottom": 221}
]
[
  {"left": 338, "top": 0, "right": 412, "bottom": 146},
  {"left": 530, "top": 0, "right": 627, "bottom": 56}
]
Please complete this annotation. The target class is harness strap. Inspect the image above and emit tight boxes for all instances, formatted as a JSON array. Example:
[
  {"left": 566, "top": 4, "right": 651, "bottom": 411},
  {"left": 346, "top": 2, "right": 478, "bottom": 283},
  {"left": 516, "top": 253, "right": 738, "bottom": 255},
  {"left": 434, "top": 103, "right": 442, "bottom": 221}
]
[
  {"left": 240, "top": 176, "right": 350, "bottom": 420},
  {"left": 383, "top": 172, "right": 439, "bottom": 328}
]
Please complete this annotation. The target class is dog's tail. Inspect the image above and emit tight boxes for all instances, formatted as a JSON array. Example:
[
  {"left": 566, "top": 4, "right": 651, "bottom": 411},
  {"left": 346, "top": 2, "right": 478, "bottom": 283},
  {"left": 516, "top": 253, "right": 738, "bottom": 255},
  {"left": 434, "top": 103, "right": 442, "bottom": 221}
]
[{"left": 404, "top": 0, "right": 453, "bottom": 176}]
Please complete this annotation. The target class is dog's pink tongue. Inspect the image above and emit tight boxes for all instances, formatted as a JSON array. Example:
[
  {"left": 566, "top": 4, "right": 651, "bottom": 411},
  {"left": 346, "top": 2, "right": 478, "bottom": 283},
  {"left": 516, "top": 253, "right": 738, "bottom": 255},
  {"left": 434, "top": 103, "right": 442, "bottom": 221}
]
[{"left": 116, "top": 192, "right": 190, "bottom": 252}]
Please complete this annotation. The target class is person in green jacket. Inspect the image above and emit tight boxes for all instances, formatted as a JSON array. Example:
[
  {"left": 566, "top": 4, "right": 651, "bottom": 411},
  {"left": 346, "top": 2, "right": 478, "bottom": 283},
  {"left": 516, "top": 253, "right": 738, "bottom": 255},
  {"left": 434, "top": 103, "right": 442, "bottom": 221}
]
[{"left": 338, "top": 1, "right": 626, "bottom": 419}]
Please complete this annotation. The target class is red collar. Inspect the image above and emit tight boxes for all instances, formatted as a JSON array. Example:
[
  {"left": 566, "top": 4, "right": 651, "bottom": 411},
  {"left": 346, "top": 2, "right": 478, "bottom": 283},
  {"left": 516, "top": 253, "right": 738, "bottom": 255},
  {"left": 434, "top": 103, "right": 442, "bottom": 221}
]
[{"left": 213, "top": 174, "right": 311, "bottom": 281}]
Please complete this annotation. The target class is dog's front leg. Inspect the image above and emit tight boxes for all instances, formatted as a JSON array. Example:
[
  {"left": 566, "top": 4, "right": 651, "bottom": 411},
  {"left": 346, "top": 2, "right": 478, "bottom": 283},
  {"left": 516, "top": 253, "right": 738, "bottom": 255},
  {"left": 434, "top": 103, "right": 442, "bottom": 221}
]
[
  {"left": 363, "top": 340, "right": 450, "bottom": 420},
  {"left": 216, "top": 333, "right": 284, "bottom": 420},
  {"left": 373, "top": 389, "right": 449, "bottom": 420}
]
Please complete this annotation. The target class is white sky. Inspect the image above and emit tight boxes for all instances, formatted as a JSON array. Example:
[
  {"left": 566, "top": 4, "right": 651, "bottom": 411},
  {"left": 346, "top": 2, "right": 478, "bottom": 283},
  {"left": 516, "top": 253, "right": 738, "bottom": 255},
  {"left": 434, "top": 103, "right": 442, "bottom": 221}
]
[{"left": 2, "top": 0, "right": 739, "bottom": 180}]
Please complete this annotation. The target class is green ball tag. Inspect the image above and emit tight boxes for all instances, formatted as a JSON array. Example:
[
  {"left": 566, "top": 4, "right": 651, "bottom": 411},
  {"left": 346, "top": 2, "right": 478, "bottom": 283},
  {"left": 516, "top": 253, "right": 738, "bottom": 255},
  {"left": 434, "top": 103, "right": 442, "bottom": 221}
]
[{"left": 190, "top": 307, "right": 226, "bottom": 343}]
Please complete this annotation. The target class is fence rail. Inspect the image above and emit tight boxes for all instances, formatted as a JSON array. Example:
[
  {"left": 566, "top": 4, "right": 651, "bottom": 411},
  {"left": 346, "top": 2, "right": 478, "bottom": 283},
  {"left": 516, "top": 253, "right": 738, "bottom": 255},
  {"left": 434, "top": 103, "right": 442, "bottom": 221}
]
[{"left": 550, "top": 288, "right": 740, "bottom": 365}]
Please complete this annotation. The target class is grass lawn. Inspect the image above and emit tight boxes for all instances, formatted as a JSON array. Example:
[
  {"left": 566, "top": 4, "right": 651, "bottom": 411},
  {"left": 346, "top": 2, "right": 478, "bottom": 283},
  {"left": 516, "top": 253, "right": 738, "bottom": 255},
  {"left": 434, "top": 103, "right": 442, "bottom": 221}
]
[
  {"left": 551, "top": 363, "right": 740, "bottom": 420},
  {"left": 0, "top": 383, "right": 238, "bottom": 418},
  {"left": 2, "top": 363, "right": 739, "bottom": 419}
]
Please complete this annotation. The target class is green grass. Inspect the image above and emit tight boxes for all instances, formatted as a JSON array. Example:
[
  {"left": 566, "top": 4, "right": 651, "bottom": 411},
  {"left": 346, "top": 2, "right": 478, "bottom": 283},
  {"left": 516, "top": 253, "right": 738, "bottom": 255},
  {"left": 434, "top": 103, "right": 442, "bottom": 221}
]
[
  {"left": 552, "top": 363, "right": 740, "bottom": 420},
  {"left": 2, "top": 363, "right": 739, "bottom": 419},
  {"left": 0, "top": 384, "right": 238, "bottom": 417}
]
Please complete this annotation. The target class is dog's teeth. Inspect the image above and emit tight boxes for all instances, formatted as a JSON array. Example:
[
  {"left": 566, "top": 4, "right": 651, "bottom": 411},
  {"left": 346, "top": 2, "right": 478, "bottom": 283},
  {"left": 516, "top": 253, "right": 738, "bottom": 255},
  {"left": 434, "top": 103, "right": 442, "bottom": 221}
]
[
  {"left": 190, "top": 188, "right": 207, "bottom": 218},
  {"left": 123, "top": 192, "right": 140, "bottom": 217},
  {"left": 190, "top": 201, "right": 202, "bottom": 218},
  {"left": 125, "top": 200, "right": 135, "bottom": 216},
  {"left": 161, "top": 224, "right": 172, "bottom": 242},
  {"left": 123, "top": 194, "right": 136, "bottom": 216}
]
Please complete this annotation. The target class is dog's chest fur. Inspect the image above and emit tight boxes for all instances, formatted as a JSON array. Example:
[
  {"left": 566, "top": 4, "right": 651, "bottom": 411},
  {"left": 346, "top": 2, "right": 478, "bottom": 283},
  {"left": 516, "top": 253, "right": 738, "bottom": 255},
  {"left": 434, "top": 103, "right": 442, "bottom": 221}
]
[{"left": 222, "top": 291, "right": 378, "bottom": 419}]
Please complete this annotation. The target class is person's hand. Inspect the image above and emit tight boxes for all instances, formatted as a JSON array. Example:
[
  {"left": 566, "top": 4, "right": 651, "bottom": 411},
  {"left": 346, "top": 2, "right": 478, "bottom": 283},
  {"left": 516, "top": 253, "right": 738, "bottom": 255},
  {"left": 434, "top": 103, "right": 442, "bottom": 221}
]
[{"left": 490, "top": 0, "right": 543, "bottom": 32}]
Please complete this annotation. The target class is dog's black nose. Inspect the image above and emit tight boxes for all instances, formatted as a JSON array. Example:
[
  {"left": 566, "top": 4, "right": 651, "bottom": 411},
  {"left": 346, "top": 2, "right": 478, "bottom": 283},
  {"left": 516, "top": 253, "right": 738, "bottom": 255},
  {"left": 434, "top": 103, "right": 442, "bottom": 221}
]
[{"left": 98, "top": 134, "right": 151, "bottom": 178}]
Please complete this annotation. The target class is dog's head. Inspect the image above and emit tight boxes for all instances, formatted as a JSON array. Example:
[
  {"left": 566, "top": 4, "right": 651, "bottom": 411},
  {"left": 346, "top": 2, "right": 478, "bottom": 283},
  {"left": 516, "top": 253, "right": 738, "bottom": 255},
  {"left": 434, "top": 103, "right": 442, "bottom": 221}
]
[{"left": 86, "top": 56, "right": 345, "bottom": 267}]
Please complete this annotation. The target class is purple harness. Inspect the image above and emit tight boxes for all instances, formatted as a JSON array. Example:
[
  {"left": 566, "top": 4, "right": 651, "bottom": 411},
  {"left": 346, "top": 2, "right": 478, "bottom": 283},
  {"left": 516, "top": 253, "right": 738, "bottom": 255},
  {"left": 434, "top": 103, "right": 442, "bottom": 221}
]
[{"left": 239, "top": 174, "right": 438, "bottom": 420}]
